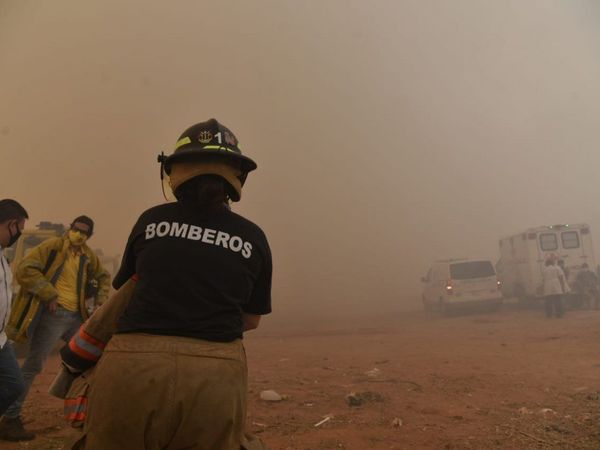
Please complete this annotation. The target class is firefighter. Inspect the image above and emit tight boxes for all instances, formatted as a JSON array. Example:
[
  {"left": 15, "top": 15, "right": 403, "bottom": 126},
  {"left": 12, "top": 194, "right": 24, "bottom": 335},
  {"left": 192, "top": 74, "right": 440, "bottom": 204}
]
[{"left": 78, "top": 119, "right": 272, "bottom": 450}]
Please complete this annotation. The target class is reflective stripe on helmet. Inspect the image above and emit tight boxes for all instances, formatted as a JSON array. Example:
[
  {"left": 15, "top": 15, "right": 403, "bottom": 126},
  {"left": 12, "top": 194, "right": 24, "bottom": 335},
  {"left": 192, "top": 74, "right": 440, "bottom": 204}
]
[
  {"left": 174, "top": 136, "right": 192, "bottom": 150},
  {"left": 202, "top": 145, "right": 237, "bottom": 153}
]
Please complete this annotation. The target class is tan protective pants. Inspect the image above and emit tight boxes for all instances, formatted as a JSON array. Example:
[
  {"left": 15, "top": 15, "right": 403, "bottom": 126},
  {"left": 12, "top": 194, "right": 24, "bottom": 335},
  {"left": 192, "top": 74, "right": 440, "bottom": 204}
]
[{"left": 78, "top": 333, "right": 253, "bottom": 450}]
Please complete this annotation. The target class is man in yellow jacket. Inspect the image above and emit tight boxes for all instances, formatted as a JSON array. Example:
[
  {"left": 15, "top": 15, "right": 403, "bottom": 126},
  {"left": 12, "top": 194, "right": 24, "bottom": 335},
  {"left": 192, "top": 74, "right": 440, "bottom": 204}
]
[{"left": 0, "top": 215, "right": 110, "bottom": 442}]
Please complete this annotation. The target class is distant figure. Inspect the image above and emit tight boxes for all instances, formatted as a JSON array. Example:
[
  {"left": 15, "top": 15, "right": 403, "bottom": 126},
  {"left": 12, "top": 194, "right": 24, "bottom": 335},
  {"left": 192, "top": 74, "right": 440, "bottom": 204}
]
[
  {"left": 574, "top": 263, "right": 600, "bottom": 309},
  {"left": 557, "top": 259, "right": 570, "bottom": 283},
  {"left": 542, "top": 257, "right": 567, "bottom": 318}
]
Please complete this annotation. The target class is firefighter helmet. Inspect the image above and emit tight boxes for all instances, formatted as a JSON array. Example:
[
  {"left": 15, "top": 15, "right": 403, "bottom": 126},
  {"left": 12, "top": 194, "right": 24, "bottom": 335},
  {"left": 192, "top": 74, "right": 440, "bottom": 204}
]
[{"left": 158, "top": 119, "right": 257, "bottom": 202}]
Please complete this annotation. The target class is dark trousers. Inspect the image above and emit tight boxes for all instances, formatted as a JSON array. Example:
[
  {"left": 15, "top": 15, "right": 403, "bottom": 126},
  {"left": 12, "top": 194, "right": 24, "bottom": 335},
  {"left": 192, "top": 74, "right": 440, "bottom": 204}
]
[
  {"left": 545, "top": 294, "right": 564, "bottom": 318},
  {"left": 4, "top": 306, "right": 81, "bottom": 419},
  {"left": 0, "top": 342, "right": 25, "bottom": 416}
]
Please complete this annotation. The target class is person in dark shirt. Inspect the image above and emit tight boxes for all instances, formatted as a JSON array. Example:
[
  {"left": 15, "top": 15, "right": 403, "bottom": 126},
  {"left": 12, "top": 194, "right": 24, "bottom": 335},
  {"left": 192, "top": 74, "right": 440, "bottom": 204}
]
[
  {"left": 80, "top": 119, "right": 272, "bottom": 450},
  {"left": 574, "top": 263, "right": 600, "bottom": 309}
]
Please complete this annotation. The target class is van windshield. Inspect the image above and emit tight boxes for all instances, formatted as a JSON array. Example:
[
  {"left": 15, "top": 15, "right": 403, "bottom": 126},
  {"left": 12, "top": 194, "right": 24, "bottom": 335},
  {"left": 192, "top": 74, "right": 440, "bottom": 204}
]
[{"left": 450, "top": 261, "right": 495, "bottom": 280}]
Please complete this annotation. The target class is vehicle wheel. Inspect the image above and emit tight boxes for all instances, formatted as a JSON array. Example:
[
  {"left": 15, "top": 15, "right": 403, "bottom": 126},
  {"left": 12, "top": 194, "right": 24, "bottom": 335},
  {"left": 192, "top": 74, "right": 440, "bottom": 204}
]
[
  {"left": 488, "top": 301, "right": 502, "bottom": 313},
  {"left": 438, "top": 298, "right": 448, "bottom": 316},
  {"left": 422, "top": 296, "right": 432, "bottom": 312},
  {"left": 421, "top": 296, "right": 433, "bottom": 312},
  {"left": 514, "top": 285, "right": 530, "bottom": 308}
]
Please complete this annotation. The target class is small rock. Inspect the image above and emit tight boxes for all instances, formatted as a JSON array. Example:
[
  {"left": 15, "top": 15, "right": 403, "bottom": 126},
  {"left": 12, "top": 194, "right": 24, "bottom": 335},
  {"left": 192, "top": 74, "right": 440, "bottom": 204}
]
[
  {"left": 346, "top": 391, "right": 383, "bottom": 406},
  {"left": 346, "top": 393, "right": 363, "bottom": 407},
  {"left": 365, "top": 368, "right": 381, "bottom": 377},
  {"left": 260, "top": 390, "right": 283, "bottom": 402},
  {"left": 391, "top": 417, "right": 403, "bottom": 428},
  {"left": 518, "top": 407, "right": 532, "bottom": 415},
  {"left": 539, "top": 408, "right": 557, "bottom": 417},
  {"left": 545, "top": 424, "right": 572, "bottom": 435}
]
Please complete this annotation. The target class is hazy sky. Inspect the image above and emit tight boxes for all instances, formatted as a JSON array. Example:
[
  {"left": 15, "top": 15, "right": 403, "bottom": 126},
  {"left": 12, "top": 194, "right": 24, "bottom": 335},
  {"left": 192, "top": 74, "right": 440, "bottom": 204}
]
[{"left": 2, "top": 0, "right": 600, "bottom": 317}]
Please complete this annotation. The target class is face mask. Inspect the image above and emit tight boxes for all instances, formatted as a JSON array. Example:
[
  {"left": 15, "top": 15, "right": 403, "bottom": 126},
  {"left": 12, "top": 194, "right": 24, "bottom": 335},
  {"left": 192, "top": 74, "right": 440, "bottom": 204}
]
[
  {"left": 68, "top": 230, "right": 88, "bottom": 247},
  {"left": 7, "top": 222, "right": 21, "bottom": 248}
]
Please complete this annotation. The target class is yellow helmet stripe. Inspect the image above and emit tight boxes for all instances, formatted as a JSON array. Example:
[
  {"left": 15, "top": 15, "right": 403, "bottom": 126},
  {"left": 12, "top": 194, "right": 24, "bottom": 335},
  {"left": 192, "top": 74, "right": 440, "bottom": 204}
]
[
  {"left": 174, "top": 136, "right": 191, "bottom": 151},
  {"left": 202, "top": 145, "right": 236, "bottom": 153}
]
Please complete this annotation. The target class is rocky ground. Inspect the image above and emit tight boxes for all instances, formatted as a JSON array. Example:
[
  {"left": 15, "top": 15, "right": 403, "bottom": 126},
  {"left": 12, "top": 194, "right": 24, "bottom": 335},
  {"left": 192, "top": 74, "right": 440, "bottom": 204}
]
[{"left": 4, "top": 306, "right": 600, "bottom": 449}]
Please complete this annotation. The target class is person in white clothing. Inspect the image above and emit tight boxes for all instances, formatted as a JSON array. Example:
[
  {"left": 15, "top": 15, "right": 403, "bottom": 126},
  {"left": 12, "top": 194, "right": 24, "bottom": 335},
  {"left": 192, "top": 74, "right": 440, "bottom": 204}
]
[
  {"left": 0, "top": 200, "right": 28, "bottom": 420},
  {"left": 542, "top": 257, "right": 567, "bottom": 318}
]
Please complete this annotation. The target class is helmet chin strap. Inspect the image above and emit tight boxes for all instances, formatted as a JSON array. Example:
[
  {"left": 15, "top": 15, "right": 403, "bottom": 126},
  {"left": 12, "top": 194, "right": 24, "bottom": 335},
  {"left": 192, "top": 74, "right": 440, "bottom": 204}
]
[{"left": 158, "top": 152, "right": 170, "bottom": 201}]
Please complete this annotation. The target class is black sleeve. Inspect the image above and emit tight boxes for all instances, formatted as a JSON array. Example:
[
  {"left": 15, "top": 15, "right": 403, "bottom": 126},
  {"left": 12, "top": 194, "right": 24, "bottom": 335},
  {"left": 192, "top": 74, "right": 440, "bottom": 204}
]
[
  {"left": 60, "top": 344, "right": 97, "bottom": 372},
  {"left": 112, "top": 220, "right": 141, "bottom": 289},
  {"left": 242, "top": 238, "right": 272, "bottom": 315}
]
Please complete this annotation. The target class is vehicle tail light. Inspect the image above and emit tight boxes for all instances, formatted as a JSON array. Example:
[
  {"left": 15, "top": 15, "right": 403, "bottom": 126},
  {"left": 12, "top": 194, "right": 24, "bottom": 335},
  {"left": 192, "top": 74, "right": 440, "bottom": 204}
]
[{"left": 445, "top": 280, "right": 454, "bottom": 295}]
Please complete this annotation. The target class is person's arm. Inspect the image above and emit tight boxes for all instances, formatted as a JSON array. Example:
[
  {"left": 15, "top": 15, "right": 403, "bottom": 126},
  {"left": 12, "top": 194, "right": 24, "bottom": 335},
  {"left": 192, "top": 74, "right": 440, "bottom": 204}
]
[
  {"left": 243, "top": 313, "right": 261, "bottom": 331},
  {"left": 558, "top": 268, "right": 566, "bottom": 293},
  {"left": 241, "top": 234, "right": 272, "bottom": 332},
  {"left": 112, "top": 228, "right": 141, "bottom": 291},
  {"left": 91, "top": 255, "right": 111, "bottom": 306},
  {"left": 15, "top": 239, "right": 60, "bottom": 303},
  {"left": 61, "top": 278, "right": 137, "bottom": 372}
]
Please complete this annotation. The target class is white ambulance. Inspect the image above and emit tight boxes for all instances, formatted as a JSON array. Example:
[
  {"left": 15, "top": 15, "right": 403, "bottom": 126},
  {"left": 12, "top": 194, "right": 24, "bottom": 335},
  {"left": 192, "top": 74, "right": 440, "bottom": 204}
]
[{"left": 496, "top": 223, "right": 595, "bottom": 302}]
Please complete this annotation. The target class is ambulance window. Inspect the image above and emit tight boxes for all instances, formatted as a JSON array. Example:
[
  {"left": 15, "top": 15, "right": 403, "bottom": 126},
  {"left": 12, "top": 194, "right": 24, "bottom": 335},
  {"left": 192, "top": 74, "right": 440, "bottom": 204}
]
[
  {"left": 561, "top": 231, "right": 580, "bottom": 249},
  {"left": 539, "top": 233, "right": 558, "bottom": 251}
]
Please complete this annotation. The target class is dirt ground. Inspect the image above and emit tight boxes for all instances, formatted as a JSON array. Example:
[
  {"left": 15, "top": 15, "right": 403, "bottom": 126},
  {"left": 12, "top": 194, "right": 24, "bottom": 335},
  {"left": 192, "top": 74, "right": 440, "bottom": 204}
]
[{"left": 3, "top": 306, "right": 600, "bottom": 450}]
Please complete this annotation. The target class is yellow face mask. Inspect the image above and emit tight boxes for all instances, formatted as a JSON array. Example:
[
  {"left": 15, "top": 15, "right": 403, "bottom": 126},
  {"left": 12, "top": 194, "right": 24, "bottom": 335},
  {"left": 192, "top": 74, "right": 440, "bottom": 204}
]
[{"left": 68, "top": 230, "right": 88, "bottom": 247}]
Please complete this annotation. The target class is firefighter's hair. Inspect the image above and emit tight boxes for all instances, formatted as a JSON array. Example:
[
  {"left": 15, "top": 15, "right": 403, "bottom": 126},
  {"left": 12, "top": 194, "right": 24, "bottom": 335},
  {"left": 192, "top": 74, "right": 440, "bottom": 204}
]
[{"left": 173, "top": 175, "right": 229, "bottom": 206}]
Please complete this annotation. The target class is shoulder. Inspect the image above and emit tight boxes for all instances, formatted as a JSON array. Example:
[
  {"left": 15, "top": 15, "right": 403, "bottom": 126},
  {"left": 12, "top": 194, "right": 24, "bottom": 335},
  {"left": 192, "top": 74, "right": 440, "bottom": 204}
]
[
  {"left": 41, "top": 236, "right": 66, "bottom": 252},
  {"left": 137, "top": 203, "right": 179, "bottom": 221},
  {"left": 227, "top": 211, "right": 268, "bottom": 241},
  {"left": 127, "top": 203, "right": 181, "bottom": 234}
]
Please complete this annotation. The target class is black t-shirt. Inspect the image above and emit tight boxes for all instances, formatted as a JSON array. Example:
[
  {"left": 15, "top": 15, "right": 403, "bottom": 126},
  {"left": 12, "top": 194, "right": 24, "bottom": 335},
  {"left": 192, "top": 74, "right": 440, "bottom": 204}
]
[{"left": 113, "top": 202, "right": 272, "bottom": 342}]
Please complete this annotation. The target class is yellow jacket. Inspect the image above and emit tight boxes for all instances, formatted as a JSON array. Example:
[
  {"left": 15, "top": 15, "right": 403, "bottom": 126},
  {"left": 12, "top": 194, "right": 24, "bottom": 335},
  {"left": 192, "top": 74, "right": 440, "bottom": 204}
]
[{"left": 6, "top": 235, "right": 110, "bottom": 343}]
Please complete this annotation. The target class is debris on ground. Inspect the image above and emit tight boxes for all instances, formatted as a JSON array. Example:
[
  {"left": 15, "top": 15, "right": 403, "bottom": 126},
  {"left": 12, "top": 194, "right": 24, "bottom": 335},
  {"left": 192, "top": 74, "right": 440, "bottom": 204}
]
[
  {"left": 539, "top": 408, "right": 557, "bottom": 417},
  {"left": 260, "top": 390, "right": 283, "bottom": 402},
  {"left": 346, "top": 391, "right": 384, "bottom": 407},
  {"left": 314, "top": 414, "right": 333, "bottom": 427},
  {"left": 545, "top": 424, "right": 572, "bottom": 435},
  {"left": 365, "top": 368, "right": 381, "bottom": 377}
]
